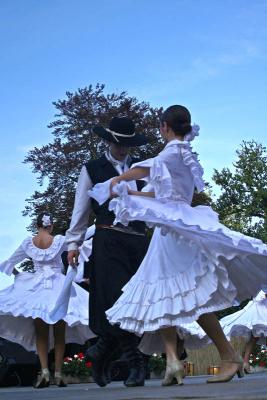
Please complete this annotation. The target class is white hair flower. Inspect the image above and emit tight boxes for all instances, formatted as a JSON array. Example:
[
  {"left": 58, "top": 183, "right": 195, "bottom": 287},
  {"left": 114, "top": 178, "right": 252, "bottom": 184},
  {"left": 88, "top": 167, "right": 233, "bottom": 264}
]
[
  {"left": 184, "top": 124, "right": 200, "bottom": 142},
  {"left": 42, "top": 215, "right": 52, "bottom": 227}
]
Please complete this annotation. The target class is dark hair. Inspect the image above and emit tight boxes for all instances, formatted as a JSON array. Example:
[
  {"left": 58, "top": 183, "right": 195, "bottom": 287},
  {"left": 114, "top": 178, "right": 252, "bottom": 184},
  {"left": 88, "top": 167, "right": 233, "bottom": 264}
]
[
  {"left": 36, "top": 213, "right": 53, "bottom": 229},
  {"left": 160, "top": 105, "right": 192, "bottom": 136}
]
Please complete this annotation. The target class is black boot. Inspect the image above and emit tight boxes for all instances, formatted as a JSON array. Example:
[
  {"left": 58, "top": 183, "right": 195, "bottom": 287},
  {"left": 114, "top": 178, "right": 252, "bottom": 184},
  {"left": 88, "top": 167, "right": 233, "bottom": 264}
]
[
  {"left": 123, "top": 348, "right": 145, "bottom": 387},
  {"left": 85, "top": 337, "right": 117, "bottom": 387}
]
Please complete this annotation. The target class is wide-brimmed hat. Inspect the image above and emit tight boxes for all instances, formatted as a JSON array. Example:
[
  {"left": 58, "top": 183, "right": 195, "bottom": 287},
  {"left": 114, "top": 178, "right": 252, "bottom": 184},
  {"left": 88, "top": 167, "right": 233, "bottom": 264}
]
[{"left": 93, "top": 117, "right": 148, "bottom": 147}]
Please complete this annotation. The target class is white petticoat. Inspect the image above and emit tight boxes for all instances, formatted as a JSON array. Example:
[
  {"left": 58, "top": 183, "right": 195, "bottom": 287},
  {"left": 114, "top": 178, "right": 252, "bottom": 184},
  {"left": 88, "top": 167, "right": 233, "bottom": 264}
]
[
  {"left": 220, "top": 291, "right": 267, "bottom": 344},
  {"left": 139, "top": 321, "right": 210, "bottom": 355},
  {"left": 0, "top": 270, "right": 94, "bottom": 352}
]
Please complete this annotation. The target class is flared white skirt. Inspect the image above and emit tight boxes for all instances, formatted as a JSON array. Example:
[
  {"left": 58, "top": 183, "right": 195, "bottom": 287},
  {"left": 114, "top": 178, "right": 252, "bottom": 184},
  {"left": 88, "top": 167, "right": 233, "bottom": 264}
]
[
  {"left": 0, "top": 271, "right": 94, "bottom": 352},
  {"left": 220, "top": 293, "right": 267, "bottom": 344},
  {"left": 106, "top": 194, "right": 267, "bottom": 336}
]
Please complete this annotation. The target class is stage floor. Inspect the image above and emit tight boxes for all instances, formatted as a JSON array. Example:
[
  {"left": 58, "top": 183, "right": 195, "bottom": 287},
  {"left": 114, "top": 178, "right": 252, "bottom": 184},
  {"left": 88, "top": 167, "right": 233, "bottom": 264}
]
[{"left": 0, "top": 372, "right": 267, "bottom": 400}]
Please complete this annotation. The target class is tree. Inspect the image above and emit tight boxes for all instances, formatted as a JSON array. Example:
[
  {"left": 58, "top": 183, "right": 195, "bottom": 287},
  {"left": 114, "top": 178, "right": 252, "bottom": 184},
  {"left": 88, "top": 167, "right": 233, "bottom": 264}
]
[
  {"left": 23, "top": 84, "right": 163, "bottom": 233},
  {"left": 213, "top": 141, "right": 267, "bottom": 242},
  {"left": 213, "top": 140, "right": 267, "bottom": 318}
]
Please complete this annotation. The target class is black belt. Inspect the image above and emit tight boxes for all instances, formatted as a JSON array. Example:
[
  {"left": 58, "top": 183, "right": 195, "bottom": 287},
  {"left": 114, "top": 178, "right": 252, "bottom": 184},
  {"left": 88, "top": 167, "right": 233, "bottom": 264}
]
[{"left": 95, "top": 224, "right": 145, "bottom": 236}]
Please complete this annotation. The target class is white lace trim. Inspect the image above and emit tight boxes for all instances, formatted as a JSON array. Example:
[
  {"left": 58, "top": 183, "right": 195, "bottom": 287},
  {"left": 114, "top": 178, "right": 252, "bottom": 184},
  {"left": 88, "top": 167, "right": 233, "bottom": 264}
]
[{"left": 21, "top": 235, "right": 65, "bottom": 261}]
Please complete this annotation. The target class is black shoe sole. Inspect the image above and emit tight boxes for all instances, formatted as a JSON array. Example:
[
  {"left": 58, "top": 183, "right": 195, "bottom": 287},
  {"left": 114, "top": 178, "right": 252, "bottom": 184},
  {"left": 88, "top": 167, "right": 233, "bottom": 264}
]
[{"left": 124, "top": 382, "right": 145, "bottom": 387}]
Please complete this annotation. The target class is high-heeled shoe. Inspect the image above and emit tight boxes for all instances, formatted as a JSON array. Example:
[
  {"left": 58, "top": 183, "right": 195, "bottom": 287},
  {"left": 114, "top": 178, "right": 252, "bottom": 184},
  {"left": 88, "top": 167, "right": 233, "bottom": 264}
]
[
  {"left": 33, "top": 371, "right": 50, "bottom": 389},
  {"left": 207, "top": 355, "right": 244, "bottom": 383},
  {"left": 54, "top": 373, "right": 67, "bottom": 387},
  {"left": 244, "top": 362, "right": 251, "bottom": 374},
  {"left": 161, "top": 360, "right": 184, "bottom": 386}
]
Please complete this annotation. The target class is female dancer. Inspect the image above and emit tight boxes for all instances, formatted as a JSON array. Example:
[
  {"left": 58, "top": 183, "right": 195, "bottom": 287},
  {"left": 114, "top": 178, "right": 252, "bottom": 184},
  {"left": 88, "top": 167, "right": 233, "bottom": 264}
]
[
  {"left": 220, "top": 288, "right": 267, "bottom": 373},
  {"left": 0, "top": 213, "right": 94, "bottom": 388},
  {"left": 90, "top": 105, "right": 267, "bottom": 386}
]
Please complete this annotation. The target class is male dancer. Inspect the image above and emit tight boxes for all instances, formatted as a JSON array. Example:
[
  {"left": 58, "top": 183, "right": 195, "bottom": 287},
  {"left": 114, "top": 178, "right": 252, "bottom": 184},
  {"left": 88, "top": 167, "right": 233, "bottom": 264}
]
[{"left": 66, "top": 117, "right": 149, "bottom": 387}]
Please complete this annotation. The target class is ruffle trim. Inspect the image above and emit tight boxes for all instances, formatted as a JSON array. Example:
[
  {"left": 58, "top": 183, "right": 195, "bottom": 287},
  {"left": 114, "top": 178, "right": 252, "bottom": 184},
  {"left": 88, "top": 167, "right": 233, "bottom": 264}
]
[
  {"left": 106, "top": 252, "right": 237, "bottom": 335},
  {"left": 226, "top": 325, "right": 267, "bottom": 340},
  {"left": 0, "top": 317, "right": 94, "bottom": 353},
  {"left": 109, "top": 195, "right": 267, "bottom": 255},
  {"left": 0, "top": 281, "right": 88, "bottom": 326},
  {"left": 139, "top": 324, "right": 210, "bottom": 355},
  {"left": 21, "top": 235, "right": 66, "bottom": 261},
  {"left": 0, "top": 303, "right": 88, "bottom": 327},
  {"left": 148, "top": 158, "right": 173, "bottom": 200},
  {"left": 179, "top": 144, "right": 205, "bottom": 193}
]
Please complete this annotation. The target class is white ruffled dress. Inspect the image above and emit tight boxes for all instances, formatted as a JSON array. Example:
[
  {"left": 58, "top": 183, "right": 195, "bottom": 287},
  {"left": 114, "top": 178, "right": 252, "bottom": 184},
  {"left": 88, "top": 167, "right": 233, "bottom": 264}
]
[
  {"left": 89, "top": 139, "right": 267, "bottom": 337},
  {"left": 220, "top": 290, "right": 267, "bottom": 345},
  {"left": 0, "top": 235, "right": 95, "bottom": 352}
]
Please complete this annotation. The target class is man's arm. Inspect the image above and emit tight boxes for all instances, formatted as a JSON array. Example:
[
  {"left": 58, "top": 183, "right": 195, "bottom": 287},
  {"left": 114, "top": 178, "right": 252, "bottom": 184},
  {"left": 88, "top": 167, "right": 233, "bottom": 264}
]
[{"left": 66, "top": 166, "right": 92, "bottom": 265}]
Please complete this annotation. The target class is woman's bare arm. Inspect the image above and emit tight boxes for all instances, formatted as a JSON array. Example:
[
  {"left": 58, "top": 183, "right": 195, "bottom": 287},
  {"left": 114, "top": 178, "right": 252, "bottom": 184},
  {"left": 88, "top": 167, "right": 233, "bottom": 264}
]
[
  {"left": 117, "top": 166, "right": 149, "bottom": 182},
  {"left": 128, "top": 190, "right": 155, "bottom": 198}
]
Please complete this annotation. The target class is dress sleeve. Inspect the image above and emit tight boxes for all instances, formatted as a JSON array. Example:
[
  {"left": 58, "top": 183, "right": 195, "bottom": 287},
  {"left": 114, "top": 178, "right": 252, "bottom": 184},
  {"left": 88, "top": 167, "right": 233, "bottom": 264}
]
[
  {"left": 65, "top": 166, "right": 93, "bottom": 251},
  {"left": 131, "top": 156, "right": 172, "bottom": 200},
  {"left": 0, "top": 244, "right": 28, "bottom": 276}
]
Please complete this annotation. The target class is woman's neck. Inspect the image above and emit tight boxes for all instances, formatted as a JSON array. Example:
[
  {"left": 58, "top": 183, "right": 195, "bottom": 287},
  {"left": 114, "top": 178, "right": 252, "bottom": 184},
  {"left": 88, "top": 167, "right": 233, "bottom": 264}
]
[
  {"left": 166, "top": 133, "right": 184, "bottom": 142},
  {"left": 36, "top": 228, "right": 52, "bottom": 237}
]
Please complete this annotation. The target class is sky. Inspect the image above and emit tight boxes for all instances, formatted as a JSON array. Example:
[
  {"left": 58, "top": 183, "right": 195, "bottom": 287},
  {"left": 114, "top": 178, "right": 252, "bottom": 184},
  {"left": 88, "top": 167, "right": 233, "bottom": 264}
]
[{"left": 0, "top": 0, "right": 267, "bottom": 288}]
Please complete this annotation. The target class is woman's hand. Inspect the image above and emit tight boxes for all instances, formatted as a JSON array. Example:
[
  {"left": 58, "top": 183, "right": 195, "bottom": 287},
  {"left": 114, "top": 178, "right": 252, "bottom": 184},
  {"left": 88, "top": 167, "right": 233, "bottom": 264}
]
[{"left": 110, "top": 177, "right": 121, "bottom": 197}]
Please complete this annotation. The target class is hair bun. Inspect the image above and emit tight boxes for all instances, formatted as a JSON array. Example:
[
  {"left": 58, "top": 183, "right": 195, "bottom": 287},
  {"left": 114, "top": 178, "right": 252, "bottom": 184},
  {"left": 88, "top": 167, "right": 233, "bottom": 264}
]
[{"left": 180, "top": 122, "right": 192, "bottom": 135}]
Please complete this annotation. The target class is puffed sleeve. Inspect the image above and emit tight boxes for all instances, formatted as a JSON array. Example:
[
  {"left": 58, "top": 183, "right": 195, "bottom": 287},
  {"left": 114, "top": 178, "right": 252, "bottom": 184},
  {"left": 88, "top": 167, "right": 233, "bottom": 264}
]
[
  {"left": 131, "top": 156, "right": 172, "bottom": 200},
  {"left": 0, "top": 244, "right": 28, "bottom": 276}
]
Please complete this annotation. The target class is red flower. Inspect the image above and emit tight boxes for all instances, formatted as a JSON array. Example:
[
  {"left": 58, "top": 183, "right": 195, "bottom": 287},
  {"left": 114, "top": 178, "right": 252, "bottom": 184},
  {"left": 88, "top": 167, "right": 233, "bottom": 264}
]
[
  {"left": 259, "top": 361, "right": 266, "bottom": 367},
  {"left": 78, "top": 352, "right": 84, "bottom": 359},
  {"left": 85, "top": 361, "right": 92, "bottom": 368},
  {"left": 63, "top": 357, "right": 69, "bottom": 362}
]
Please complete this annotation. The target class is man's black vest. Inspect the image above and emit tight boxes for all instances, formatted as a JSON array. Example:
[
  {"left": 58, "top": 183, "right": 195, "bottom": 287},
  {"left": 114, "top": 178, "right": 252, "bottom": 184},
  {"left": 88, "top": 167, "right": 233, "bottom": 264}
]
[{"left": 85, "top": 155, "right": 146, "bottom": 233}]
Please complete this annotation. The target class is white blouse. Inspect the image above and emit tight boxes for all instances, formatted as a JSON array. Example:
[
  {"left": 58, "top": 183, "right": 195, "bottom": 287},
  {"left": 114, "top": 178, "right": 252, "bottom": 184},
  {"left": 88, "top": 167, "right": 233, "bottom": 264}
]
[{"left": 0, "top": 235, "right": 66, "bottom": 276}]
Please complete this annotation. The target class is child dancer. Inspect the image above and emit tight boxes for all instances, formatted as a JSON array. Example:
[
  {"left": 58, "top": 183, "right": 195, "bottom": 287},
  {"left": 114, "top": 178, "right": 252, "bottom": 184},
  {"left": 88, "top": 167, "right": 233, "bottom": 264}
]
[
  {"left": 0, "top": 213, "right": 94, "bottom": 388},
  {"left": 90, "top": 105, "right": 267, "bottom": 386}
]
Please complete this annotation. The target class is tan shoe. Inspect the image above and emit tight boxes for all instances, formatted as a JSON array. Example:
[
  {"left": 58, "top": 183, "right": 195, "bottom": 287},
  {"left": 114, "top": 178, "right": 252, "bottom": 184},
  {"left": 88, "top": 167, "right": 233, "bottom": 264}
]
[
  {"left": 33, "top": 372, "right": 50, "bottom": 389},
  {"left": 207, "top": 355, "right": 244, "bottom": 383},
  {"left": 54, "top": 374, "right": 67, "bottom": 387},
  {"left": 244, "top": 362, "right": 251, "bottom": 374},
  {"left": 162, "top": 360, "right": 184, "bottom": 386}
]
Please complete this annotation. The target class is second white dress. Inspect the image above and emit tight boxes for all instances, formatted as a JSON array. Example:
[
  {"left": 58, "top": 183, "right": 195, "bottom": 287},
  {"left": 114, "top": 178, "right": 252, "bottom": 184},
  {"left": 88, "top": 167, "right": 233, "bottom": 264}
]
[
  {"left": 220, "top": 290, "right": 267, "bottom": 345},
  {"left": 0, "top": 235, "right": 95, "bottom": 352}
]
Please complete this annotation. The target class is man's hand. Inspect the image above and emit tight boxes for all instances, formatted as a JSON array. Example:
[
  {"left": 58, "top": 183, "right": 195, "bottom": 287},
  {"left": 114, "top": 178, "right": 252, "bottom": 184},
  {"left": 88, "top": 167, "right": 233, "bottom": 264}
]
[{"left": 68, "top": 250, "right": 79, "bottom": 267}]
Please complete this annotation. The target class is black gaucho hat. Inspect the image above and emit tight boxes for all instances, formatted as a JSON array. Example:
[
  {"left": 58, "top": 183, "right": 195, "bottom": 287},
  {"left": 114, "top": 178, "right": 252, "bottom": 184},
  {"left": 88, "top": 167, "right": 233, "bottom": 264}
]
[{"left": 93, "top": 117, "right": 148, "bottom": 147}]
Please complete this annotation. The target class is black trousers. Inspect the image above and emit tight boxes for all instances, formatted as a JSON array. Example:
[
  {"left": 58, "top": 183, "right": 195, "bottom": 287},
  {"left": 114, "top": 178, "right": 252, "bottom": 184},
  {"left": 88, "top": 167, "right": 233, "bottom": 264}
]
[{"left": 88, "top": 228, "right": 149, "bottom": 340}]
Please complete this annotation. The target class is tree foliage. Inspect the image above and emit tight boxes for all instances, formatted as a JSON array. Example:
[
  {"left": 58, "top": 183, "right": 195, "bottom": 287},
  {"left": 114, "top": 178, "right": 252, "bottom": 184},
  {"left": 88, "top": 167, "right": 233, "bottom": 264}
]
[
  {"left": 23, "top": 84, "right": 164, "bottom": 233},
  {"left": 213, "top": 140, "right": 267, "bottom": 318},
  {"left": 213, "top": 140, "right": 267, "bottom": 242}
]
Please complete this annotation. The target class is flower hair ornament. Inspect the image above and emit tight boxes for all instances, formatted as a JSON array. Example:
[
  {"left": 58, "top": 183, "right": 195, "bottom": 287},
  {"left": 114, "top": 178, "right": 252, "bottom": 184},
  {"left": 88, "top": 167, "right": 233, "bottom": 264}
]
[
  {"left": 42, "top": 214, "right": 52, "bottom": 227},
  {"left": 184, "top": 124, "right": 200, "bottom": 142}
]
